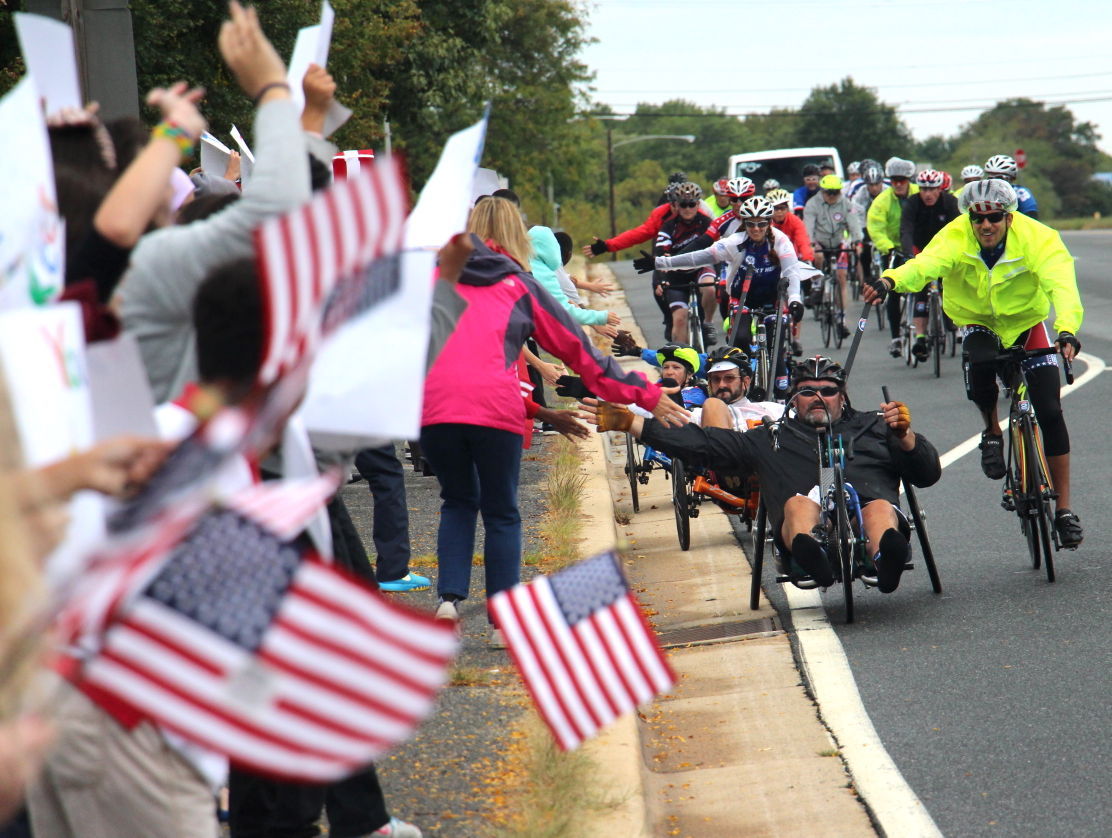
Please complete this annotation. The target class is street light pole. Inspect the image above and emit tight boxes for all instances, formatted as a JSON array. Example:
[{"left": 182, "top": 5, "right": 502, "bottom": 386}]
[{"left": 604, "top": 133, "right": 696, "bottom": 263}]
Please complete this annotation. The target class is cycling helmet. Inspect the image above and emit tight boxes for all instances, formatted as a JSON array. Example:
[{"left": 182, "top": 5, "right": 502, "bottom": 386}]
[
  {"left": 737, "top": 196, "right": 774, "bottom": 219},
  {"left": 858, "top": 158, "right": 881, "bottom": 173},
  {"left": 673, "top": 181, "right": 703, "bottom": 202},
  {"left": 762, "top": 178, "right": 780, "bottom": 191},
  {"left": 915, "top": 168, "right": 944, "bottom": 188},
  {"left": 726, "top": 176, "right": 756, "bottom": 199},
  {"left": 791, "top": 355, "right": 846, "bottom": 388},
  {"left": 847, "top": 161, "right": 861, "bottom": 175},
  {"left": 705, "top": 345, "right": 750, "bottom": 374},
  {"left": 983, "top": 154, "right": 1018, "bottom": 179},
  {"left": 668, "top": 171, "right": 689, "bottom": 184},
  {"left": 766, "top": 188, "right": 792, "bottom": 207},
  {"left": 802, "top": 164, "right": 821, "bottom": 178},
  {"left": 941, "top": 171, "right": 953, "bottom": 191},
  {"left": 959, "top": 179, "right": 1018, "bottom": 214},
  {"left": 819, "top": 174, "right": 844, "bottom": 191},
  {"left": 663, "top": 182, "right": 680, "bottom": 203},
  {"left": 960, "top": 164, "right": 984, "bottom": 181},
  {"left": 884, "top": 157, "right": 916, "bottom": 179},
  {"left": 713, "top": 178, "right": 730, "bottom": 197},
  {"left": 656, "top": 344, "right": 700, "bottom": 375},
  {"left": 861, "top": 163, "right": 884, "bottom": 185}
]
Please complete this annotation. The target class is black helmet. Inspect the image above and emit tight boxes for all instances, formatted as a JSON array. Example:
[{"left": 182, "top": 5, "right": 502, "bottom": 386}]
[
  {"left": 802, "top": 164, "right": 821, "bottom": 178},
  {"left": 705, "top": 345, "right": 750, "bottom": 373},
  {"left": 791, "top": 355, "right": 845, "bottom": 388},
  {"left": 668, "top": 171, "right": 689, "bottom": 184}
]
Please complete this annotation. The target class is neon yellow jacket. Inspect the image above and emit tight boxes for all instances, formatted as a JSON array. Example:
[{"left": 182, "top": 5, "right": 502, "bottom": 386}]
[
  {"left": 883, "top": 212, "right": 1083, "bottom": 347},
  {"left": 866, "top": 184, "right": 919, "bottom": 253}
]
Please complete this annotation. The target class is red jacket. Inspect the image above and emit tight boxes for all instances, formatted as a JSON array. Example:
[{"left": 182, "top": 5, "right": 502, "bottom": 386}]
[
  {"left": 604, "top": 203, "right": 674, "bottom": 253},
  {"left": 773, "top": 212, "right": 814, "bottom": 262}
]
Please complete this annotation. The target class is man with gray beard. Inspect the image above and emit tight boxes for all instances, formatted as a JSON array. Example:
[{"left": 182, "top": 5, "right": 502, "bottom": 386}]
[{"left": 592, "top": 356, "right": 941, "bottom": 592}]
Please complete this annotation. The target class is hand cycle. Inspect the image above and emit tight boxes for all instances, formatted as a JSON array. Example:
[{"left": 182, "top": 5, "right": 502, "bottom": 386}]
[
  {"left": 998, "top": 345, "right": 1074, "bottom": 581},
  {"left": 746, "top": 389, "right": 942, "bottom": 623}
]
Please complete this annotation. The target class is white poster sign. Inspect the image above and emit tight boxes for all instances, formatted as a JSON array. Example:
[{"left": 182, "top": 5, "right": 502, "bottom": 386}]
[{"left": 13, "top": 13, "right": 82, "bottom": 115}]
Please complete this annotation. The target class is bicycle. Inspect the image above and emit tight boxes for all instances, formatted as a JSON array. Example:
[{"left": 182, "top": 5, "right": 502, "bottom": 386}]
[
  {"left": 660, "top": 275, "right": 718, "bottom": 354},
  {"left": 623, "top": 433, "right": 672, "bottom": 515},
  {"left": 923, "top": 278, "right": 956, "bottom": 378},
  {"left": 726, "top": 279, "right": 792, "bottom": 402},
  {"left": 998, "top": 346, "right": 1074, "bottom": 582},
  {"left": 816, "top": 247, "right": 848, "bottom": 350},
  {"left": 746, "top": 389, "right": 942, "bottom": 623}
]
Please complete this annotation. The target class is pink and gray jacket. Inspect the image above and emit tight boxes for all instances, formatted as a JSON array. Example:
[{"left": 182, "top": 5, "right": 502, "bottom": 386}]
[{"left": 423, "top": 236, "right": 662, "bottom": 435}]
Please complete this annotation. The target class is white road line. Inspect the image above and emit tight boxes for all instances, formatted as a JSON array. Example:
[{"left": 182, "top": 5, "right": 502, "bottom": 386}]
[{"left": 763, "top": 354, "right": 1104, "bottom": 837}]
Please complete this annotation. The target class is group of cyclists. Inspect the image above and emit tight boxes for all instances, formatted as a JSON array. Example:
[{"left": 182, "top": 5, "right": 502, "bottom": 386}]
[{"left": 580, "top": 149, "right": 1084, "bottom": 586}]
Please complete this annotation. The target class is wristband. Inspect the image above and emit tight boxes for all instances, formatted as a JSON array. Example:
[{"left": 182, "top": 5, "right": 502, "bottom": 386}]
[
  {"left": 253, "top": 81, "right": 291, "bottom": 105},
  {"left": 152, "top": 121, "right": 196, "bottom": 161}
]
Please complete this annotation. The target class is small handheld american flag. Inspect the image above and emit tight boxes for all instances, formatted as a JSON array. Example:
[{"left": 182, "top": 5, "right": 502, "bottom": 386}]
[{"left": 488, "top": 550, "right": 675, "bottom": 750}]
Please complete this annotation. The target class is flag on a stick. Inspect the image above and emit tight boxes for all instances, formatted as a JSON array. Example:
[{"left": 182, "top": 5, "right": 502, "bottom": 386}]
[
  {"left": 76, "top": 506, "right": 459, "bottom": 781},
  {"left": 488, "top": 550, "right": 675, "bottom": 750},
  {"left": 253, "top": 155, "right": 407, "bottom": 386}
]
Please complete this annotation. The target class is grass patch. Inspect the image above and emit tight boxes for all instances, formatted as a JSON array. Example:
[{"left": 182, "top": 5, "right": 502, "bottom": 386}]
[
  {"left": 485, "top": 715, "right": 620, "bottom": 838},
  {"left": 537, "top": 437, "right": 587, "bottom": 570},
  {"left": 449, "top": 665, "right": 497, "bottom": 687},
  {"left": 1046, "top": 215, "right": 1112, "bottom": 231},
  {"left": 818, "top": 748, "right": 841, "bottom": 757}
]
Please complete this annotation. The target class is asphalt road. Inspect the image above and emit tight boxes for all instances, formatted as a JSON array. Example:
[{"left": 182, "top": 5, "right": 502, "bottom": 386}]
[{"left": 610, "top": 229, "right": 1112, "bottom": 837}]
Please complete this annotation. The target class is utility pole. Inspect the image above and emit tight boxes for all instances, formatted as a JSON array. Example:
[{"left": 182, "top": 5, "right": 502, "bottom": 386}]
[{"left": 26, "top": 0, "right": 139, "bottom": 119}]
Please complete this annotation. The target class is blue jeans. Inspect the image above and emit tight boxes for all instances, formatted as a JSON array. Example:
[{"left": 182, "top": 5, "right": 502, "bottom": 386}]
[
  {"left": 354, "top": 443, "right": 411, "bottom": 582},
  {"left": 419, "top": 423, "right": 523, "bottom": 602}
]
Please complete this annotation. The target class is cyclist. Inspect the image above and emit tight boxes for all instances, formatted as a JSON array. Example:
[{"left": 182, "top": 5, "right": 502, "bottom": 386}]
[
  {"left": 582, "top": 179, "right": 705, "bottom": 259},
  {"left": 635, "top": 197, "right": 814, "bottom": 364},
  {"left": 702, "top": 176, "right": 755, "bottom": 242},
  {"left": 984, "top": 154, "right": 1038, "bottom": 218},
  {"left": 653, "top": 182, "right": 715, "bottom": 344},
  {"left": 708, "top": 178, "right": 733, "bottom": 218},
  {"left": 844, "top": 161, "right": 864, "bottom": 200},
  {"left": 960, "top": 164, "right": 983, "bottom": 189},
  {"left": 899, "top": 168, "right": 960, "bottom": 361},
  {"left": 762, "top": 178, "right": 780, "bottom": 193},
  {"left": 768, "top": 188, "right": 815, "bottom": 355},
  {"left": 864, "top": 178, "right": 1083, "bottom": 548},
  {"left": 792, "top": 164, "right": 822, "bottom": 217},
  {"left": 594, "top": 355, "right": 941, "bottom": 591},
  {"left": 851, "top": 160, "right": 885, "bottom": 285},
  {"left": 867, "top": 157, "right": 918, "bottom": 357},
  {"left": 804, "top": 174, "right": 863, "bottom": 340}
]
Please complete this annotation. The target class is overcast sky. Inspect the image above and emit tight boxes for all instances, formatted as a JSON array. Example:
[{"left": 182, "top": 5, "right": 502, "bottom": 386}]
[{"left": 578, "top": 0, "right": 1112, "bottom": 156}]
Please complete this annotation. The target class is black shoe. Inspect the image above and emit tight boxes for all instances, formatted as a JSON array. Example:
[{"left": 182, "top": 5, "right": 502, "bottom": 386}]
[
  {"left": 875, "top": 529, "right": 909, "bottom": 593},
  {"left": 1054, "top": 508, "right": 1083, "bottom": 548},
  {"left": 791, "top": 339, "right": 803, "bottom": 357},
  {"left": 702, "top": 323, "right": 719, "bottom": 346},
  {"left": 888, "top": 337, "right": 903, "bottom": 358},
  {"left": 979, "top": 432, "right": 1006, "bottom": 479},
  {"left": 837, "top": 322, "right": 851, "bottom": 340},
  {"left": 912, "top": 335, "right": 929, "bottom": 362},
  {"left": 790, "top": 534, "right": 835, "bottom": 587}
]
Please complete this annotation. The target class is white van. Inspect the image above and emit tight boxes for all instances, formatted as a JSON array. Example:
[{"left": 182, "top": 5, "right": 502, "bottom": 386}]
[{"left": 727, "top": 146, "right": 844, "bottom": 194}]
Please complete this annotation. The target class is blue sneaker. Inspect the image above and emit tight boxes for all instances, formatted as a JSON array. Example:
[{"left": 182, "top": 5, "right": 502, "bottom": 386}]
[{"left": 378, "top": 573, "right": 431, "bottom": 593}]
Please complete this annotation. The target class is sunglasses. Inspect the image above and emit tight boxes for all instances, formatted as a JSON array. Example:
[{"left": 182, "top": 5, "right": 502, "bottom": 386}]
[
  {"left": 970, "top": 211, "right": 1006, "bottom": 225},
  {"left": 743, "top": 220, "right": 770, "bottom": 229},
  {"left": 678, "top": 201, "right": 698, "bottom": 209},
  {"left": 890, "top": 177, "right": 909, "bottom": 184},
  {"left": 822, "top": 189, "right": 841, "bottom": 196},
  {"left": 796, "top": 385, "right": 841, "bottom": 398}
]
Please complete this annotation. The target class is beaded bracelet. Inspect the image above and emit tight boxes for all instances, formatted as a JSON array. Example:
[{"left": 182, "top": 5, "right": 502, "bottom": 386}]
[{"left": 152, "top": 121, "right": 195, "bottom": 160}]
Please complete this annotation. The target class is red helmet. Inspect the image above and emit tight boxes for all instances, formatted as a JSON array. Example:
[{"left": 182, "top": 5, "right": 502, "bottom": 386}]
[
  {"left": 915, "top": 168, "right": 945, "bottom": 189},
  {"left": 726, "top": 176, "right": 756, "bottom": 199},
  {"left": 941, "top": 171, "right": 953, "bottom": 191},
  {"left": 713, "top": 178, "right": 730, "bottom": 197}
]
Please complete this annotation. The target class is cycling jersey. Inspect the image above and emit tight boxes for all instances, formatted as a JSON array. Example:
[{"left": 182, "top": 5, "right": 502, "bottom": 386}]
[
  {"left": 899, "top": 191, "right": 960, "bottom": 254},
  {"left": 772, "top": 212, "right": 814, "bottom": 261},
  {"left": 866, "top": 184, "right": 920, "bottom": 253},
  {"left": 706, "top": 199, "right": 732, "bottom": 219},
  {"left": 603, "top": 203, "right": 673, "bottom": 253},
  {"left": 803, "top": 192, "right": 863, "bottom": 249},
  {"left": 883, "top": 211, "right": 1082, "bottom": 347},
  {"left": 705, "top": 209, "right": 742, "bottom": 241},
  {"left": 690, "top": 398, "right": 784, "bottom": 431},
  {"left": 844, "top": 178, "right": 867, "bottom": 202},
  {"left": 792, "top": 184, "right": 819, "bottom": 213},
  {"left": 1014, "top": 185, "right": 1038, "bottom": 217}
]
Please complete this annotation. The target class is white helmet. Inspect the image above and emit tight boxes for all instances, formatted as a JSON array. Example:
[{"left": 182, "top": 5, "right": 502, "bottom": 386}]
[
  {"left": 847, "top": 161, "right": 861, "bottom": 175},
  {"left": 915, "top": 169, "right": 944, "bottom": 188},
  {"left": 884, "top": 157, "right": 916, "bottom": 179},
  {"left": 959, "top": 179, "right": 1018, "bottom": 214},
  {"left": 726, "top": 176, "right": 756, "bottom": 199},
  {"left": 961, "top": 164, "right": 984, "bottom": 181},
  {"left": 984, "top": 154, "right": 1018, "bottom": 179},
  {"left": 762, "top": 178, "right": 780, "bottom": 191},
  {"left": 737, "top": 196, "right": 774, "bottom": 219}
]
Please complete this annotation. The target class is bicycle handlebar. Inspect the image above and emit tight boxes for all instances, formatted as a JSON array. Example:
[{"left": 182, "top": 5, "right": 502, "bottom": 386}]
[{"left": 991, "top": 345, "right": 1074, "bottom": 386}]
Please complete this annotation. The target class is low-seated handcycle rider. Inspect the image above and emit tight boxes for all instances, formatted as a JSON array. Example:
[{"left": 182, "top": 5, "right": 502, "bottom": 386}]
[{"left": 590, "top": 356, "right": 942, "bottom": 592}]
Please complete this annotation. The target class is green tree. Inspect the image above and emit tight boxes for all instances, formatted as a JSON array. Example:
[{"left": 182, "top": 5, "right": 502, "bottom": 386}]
[{"left": 794, "top": 77, "right": 914, "bottom": 163}]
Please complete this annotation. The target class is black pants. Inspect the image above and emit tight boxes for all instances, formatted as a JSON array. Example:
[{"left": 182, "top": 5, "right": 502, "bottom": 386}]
[
  {"left": 228, "top": 765, "right": 390, "bottom": 838},
  {"left": 354, "top": 443, "right": 412, "bottom": 582}
]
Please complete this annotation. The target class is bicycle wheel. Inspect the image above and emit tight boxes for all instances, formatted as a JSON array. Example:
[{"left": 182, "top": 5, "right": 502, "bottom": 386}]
[
  {"left": 749, "top": 503, "right": 767, "bottom": 610},
  {"left": 904, "top": 482, "right": 942, "bottom": 593},
  {"left": 929, "top": 293, "right": 942, "bottom": 378},
  {"left": 820, "top": 283, "right": 833, "bottom": 348},
  {"left": 688, "top": 290, "right": 705, "bottom": 354},
  {"left": 1009, "top": 420, "right": 1041, "bottom": 570},
  {"left": 624, "top": 433, "right": 641, "bottom": 514},
  {"left": 833, "top": 483, "right": 855, "bottom": 624},
  {"left": 1023, "top": 421, "right": 1056, "bottom": 582},
  {"left": 832, "top": 279, "right": 845, "bottom": 349},
  {"left": 672, "top": 456, "right": 691, "bottom": 551}
]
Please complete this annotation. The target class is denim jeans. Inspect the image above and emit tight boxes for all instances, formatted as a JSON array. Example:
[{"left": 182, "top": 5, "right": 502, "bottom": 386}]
[
  {"left": 354, "top": 443, "right": 412, "bottom": 582},
  {"left": 419, "top": 423, "right": 523, "bottom": 601}
]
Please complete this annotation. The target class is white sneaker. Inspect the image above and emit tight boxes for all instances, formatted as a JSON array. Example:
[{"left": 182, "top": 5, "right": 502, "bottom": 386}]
[
  {"left": 434, "top": 599, "right": 459, "bottom": 622},
  {"left": 489, "top": 627, "right": 507, "bottom": 649},
  {"left": 366, "top": 816, "right": 422, "bottom": 838}
]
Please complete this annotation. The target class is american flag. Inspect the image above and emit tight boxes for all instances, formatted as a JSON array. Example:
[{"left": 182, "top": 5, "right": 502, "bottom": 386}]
[
  {"left": 253, "top": 155, "right": 407, "bottom": 386},
  {"left": 76, "top": 507, "right": 459, "bottom": 782},
  {"left": 488, "top": 550, "right": 675, "bottom": 750}
]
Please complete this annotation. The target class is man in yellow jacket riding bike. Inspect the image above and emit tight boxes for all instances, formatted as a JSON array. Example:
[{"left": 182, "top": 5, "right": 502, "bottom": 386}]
[{"left": 863, "top": 179, "right": 1083, "bottom": 548}]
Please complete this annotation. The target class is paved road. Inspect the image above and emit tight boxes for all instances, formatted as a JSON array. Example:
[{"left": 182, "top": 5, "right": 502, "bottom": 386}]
[{"left": 609, "top": 230, "right": 1112, "bottom": 837}]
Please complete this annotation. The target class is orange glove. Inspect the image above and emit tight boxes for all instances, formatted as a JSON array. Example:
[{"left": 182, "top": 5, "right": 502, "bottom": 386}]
[
  {"left": 887, "top": 401, "right": 911, "bottom": 438},
  {"left": 596, "top": 402, "right": 634, "bottom": 433}
]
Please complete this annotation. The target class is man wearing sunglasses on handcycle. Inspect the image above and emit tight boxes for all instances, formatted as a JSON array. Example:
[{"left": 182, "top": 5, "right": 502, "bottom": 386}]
[
  {"left": 864, "top": 178, "right": 1084, "bottom": 548},
  {"left": 589, "top": 357, "right": 941, "bottom": 592}
]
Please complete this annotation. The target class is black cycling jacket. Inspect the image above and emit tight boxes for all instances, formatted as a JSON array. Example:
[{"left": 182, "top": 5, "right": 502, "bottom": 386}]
[
  {"left": 641, "top": 406, "right": 941, "bottom": 536},
  {"left": 900, "top": 191, "right": 960, "bottom": 254}
]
